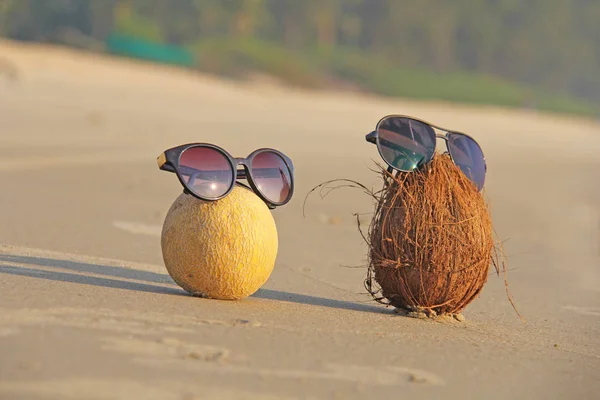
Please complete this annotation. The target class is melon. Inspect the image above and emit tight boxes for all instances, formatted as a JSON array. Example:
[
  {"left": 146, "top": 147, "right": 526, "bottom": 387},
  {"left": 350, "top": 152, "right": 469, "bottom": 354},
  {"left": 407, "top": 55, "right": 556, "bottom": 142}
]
[{"left": 161, "top": 185, "right": 278, "bottom": 300}]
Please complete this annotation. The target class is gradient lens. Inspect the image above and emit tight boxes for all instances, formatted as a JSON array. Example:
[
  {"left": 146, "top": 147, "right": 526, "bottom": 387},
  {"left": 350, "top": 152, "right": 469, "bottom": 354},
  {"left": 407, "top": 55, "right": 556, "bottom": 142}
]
[
  {"left": 251, "top": 151, "right": 292, "bottom": 204},
  {"left": 377, "top": 117, "right": 436, "bottom": 171},
  {"left": 179, "top": 146, "right": 234, "bottom": 199},
  {"left": 447, "top": 133, "right": 486, "bottom": 191}
]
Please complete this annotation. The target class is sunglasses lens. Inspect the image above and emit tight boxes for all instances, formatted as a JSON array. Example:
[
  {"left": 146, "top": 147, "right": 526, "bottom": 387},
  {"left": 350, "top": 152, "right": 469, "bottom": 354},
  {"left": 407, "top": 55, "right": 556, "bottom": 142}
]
[
  {"left": 251, "top": 151, "right": 292, "bottom": 204},
  {"left": 447, "top": 134, "right": 486, "bottom": 191},
  {"left": 179, "top": 146, "right": 233, "bottom": 199},
  {"left": 377, "top": 117, "right": 436, "bottom": 171}
]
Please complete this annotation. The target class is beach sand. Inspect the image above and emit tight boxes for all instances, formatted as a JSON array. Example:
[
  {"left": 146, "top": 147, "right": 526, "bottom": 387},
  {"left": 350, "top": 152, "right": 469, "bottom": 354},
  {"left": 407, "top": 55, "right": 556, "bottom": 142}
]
[{"left": 0, "top": 39, "right": 599, "bottom": 399}]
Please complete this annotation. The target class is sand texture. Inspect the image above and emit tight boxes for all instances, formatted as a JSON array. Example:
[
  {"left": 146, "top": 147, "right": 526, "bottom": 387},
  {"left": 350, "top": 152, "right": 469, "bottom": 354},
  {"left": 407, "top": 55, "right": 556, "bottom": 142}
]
[{"left": 0, "top": 39, "right": 599, "bottom": 400}]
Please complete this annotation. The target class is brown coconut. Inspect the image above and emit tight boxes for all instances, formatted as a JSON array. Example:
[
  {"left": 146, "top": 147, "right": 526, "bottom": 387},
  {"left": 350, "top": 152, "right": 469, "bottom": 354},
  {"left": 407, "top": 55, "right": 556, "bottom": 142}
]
[{"left": 365, "top": 153, "right": 498, "bottom": 316}]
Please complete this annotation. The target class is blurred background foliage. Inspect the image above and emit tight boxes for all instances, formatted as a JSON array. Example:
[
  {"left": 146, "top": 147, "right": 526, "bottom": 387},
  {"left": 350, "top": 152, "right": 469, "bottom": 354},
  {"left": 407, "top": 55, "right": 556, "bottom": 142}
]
[{"left": 1, "top": 0, "right": 599, "bottom": 116}]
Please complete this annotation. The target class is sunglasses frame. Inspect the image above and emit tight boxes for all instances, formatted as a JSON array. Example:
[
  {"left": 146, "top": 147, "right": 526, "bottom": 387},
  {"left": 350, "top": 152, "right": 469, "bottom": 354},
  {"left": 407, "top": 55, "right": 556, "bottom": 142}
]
[
  {"left": 365, "top": 114, "right": 487, "bottom": 189},
  {"left": 157, "top": 143, "right": 295, "bottom": 209}
]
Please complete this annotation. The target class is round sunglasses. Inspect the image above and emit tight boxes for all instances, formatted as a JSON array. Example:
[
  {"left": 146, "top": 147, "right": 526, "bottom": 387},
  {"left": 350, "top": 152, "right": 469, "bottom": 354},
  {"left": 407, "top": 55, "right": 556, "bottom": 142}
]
[
  {"left": 365, "top": 115, "right": 487, "bottom": 191},
  {"left": 157, "top": 143, "right": 294, "bottom": 209}
]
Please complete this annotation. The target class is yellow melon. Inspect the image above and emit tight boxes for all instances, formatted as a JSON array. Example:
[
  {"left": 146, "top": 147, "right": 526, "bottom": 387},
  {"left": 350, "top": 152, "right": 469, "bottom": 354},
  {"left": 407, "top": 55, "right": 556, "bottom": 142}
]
[{"left": 161, "top": 185, "right": 278, "bottom": 300}]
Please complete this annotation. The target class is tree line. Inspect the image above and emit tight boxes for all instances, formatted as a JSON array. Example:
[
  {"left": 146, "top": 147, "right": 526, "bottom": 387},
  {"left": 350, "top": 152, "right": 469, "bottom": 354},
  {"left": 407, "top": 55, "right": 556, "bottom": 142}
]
[{"left": 1, "top": 0, "right": 599, "bottom": 110}]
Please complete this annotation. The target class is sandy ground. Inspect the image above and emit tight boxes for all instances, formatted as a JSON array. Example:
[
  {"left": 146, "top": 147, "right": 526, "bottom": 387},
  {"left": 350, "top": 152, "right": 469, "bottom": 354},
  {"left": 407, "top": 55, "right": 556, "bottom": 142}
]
[{"left": 0, "top": 38, "right": 599, "bottom": 400}]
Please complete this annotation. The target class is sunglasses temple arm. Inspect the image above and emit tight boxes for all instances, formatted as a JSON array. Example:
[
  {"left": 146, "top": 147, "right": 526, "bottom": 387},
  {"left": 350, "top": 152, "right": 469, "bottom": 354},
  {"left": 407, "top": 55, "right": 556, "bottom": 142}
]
[
  {"left": 236, "top": 169, "right": 248, "bottom": 180},
  {"left": 159, "top": 163, "right": 177, "bottom": 173},
  {"left": 365, "top": 131, "right": 377, "bottom": 144}
]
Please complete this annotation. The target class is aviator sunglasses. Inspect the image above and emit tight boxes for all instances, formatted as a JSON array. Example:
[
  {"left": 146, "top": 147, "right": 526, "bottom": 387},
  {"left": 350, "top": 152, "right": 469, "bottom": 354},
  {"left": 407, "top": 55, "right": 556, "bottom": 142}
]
[
  {"left": 365, "top": 115, "right": 487, "bottom": 191},
  {"left": 157, "top": 143, "right": 294, "bottom": 209}
]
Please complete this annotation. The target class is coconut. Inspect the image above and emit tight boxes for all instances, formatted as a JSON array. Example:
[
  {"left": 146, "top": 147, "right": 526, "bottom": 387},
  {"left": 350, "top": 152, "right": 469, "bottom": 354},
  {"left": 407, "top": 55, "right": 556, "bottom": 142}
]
[
  {"left": 161, "top": 185, "right": 278, "bottom": 300},
  {"left": 365, "top": 153, "right": 498, "bottom": 316}
]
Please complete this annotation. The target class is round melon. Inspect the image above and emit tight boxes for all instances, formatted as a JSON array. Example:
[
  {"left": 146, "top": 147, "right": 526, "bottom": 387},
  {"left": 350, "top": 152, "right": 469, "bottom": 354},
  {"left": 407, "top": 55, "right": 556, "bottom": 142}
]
[{"left": 161, "top": 185, "right": 278, "bottom": 300}]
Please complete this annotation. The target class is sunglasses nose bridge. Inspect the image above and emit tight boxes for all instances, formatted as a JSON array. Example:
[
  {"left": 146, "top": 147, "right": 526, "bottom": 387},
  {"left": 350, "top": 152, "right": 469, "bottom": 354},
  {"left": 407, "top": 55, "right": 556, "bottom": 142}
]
[
  {"left": 232, "top": 157, "right": 249, "bottom": 168},
  {"left": 233, "top": 158, "right": 251, "bottom": 179}
]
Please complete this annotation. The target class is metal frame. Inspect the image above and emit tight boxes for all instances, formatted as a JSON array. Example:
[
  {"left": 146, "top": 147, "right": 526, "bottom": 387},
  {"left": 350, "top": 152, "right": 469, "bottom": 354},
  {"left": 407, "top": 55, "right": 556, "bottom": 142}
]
[{"left": 365, "top": 114, "right": 487, "bottom": 190}]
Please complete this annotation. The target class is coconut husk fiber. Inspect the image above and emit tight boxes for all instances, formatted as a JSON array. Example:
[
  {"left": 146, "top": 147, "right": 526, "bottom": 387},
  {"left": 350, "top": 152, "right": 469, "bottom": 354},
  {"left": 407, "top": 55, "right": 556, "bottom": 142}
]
[{"left": 365, "top": 152, "right": 502, "bottom": 316}]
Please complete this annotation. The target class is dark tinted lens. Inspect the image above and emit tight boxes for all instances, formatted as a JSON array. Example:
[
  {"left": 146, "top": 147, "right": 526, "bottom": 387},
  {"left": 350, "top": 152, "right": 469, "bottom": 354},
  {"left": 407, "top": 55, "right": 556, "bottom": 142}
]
[
  {"left": 377, "top": 117, "right": 436, "bottom": 171},
  {"left": 447, "top": 133, "right": 486, "bottom": 191},
  {"left": 179, "top": 146, "right": 234, "bottom": 199},
  {"left": 251, "top": 151, "right": 292, "bottom": 204}
]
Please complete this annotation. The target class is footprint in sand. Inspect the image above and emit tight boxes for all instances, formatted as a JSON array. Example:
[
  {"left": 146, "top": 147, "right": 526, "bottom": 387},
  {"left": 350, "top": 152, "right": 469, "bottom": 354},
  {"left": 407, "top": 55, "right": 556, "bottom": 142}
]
[
  {"left": 134, "top": 354, "right": 444, "bottom": 387},
  {"left": 101, "top": 336, "right": 230, "bottom": 363},
  {"left": 104, "top": 334, "right": 445, "bottom": 387}
]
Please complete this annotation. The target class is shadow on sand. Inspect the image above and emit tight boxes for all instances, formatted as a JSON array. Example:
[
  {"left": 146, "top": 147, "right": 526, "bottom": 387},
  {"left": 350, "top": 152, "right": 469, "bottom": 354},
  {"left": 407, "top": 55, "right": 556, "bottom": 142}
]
[
  {"left": 253, "top": 289, "right": 390, "bottom": 314},
  {"left": 0, "top": 254, "right": 391, "bottom": 315}
]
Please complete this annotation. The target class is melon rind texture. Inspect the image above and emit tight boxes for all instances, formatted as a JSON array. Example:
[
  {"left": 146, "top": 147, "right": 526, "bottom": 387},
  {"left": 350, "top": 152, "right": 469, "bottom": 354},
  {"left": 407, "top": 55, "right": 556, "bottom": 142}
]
[{"left": 161, "top": 185, "right": 278, "bottom": 300}]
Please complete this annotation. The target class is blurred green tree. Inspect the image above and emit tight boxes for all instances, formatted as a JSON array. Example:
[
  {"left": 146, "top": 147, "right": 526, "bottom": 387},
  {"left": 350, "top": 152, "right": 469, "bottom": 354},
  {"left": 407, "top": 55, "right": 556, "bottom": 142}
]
[{"left": 0, "top": 0, "right": 598, "bottom": 113}]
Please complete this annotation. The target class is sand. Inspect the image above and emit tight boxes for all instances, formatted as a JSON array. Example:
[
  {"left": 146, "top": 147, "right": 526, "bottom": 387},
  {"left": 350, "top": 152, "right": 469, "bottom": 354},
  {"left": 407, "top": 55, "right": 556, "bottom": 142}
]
[{"left": 0, "top": 38, "right": 599, "bottom": 400}]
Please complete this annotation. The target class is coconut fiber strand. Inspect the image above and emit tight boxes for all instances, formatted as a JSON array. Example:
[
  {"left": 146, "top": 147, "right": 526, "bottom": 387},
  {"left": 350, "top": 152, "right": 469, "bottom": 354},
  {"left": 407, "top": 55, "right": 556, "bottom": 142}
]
[{"left": 366, "top": 153, "right": 497, "bottom": 315}]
